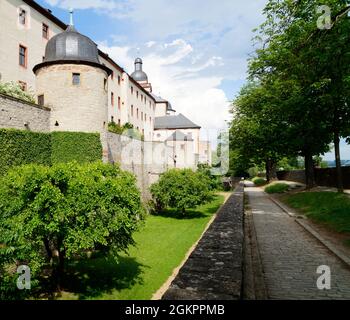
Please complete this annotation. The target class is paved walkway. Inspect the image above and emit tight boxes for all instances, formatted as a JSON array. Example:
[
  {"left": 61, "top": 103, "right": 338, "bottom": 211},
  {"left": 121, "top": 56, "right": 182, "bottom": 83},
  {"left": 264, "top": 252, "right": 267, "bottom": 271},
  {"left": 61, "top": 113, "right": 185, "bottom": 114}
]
[{"left": 246, "top": 186, "right": 350, "bottom": 299}]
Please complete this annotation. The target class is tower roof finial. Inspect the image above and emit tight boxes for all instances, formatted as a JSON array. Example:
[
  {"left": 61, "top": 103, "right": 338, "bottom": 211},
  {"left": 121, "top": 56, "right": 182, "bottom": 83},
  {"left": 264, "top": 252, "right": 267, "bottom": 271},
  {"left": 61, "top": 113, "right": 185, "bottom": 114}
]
[{"left": 69, "top": 8, "right": 74, "bottom": 26}]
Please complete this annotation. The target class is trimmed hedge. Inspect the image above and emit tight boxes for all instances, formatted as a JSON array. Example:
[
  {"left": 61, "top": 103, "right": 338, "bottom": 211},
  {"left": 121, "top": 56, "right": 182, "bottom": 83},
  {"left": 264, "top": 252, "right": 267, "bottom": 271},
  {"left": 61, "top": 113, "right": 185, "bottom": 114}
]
[
  {"left": 51, "top": 132, "right": 102, "bottom": 164},
  {"left": 0, "top": 129, "right": 51, "bottom": 175},
  {"left": 0, "top": 129, "right": 102, "bottom": 175}
]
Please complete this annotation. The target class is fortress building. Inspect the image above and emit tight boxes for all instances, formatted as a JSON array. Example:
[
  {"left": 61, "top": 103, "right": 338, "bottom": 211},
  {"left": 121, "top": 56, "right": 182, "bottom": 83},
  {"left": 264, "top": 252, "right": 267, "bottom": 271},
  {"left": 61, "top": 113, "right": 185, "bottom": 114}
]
[{"left": 0, "top": 0, "right": 212, "bottom": 170}]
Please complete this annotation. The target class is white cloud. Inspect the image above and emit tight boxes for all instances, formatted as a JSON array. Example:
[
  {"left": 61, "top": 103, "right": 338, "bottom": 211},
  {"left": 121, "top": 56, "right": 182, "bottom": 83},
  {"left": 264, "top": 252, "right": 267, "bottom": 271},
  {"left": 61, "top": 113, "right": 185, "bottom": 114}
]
[
  {"left": 44, "top": 0, "right": 268, "bottom": 129},
  {"left": 99, "top": 39, "right": 230, "bottom": 130}
]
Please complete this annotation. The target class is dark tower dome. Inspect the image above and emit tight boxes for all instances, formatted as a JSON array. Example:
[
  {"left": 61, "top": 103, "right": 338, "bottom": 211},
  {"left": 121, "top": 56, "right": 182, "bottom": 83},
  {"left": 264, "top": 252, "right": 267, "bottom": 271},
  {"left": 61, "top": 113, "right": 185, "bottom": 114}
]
[
  {"left": 33, "top": 13, "right": 111, "bottom": 75},
  {"left": 131, "top": 57, "right": 148, "bottom": 82},
  {"left": 44, "top": 25, "right": 100, "bottom": 64}
]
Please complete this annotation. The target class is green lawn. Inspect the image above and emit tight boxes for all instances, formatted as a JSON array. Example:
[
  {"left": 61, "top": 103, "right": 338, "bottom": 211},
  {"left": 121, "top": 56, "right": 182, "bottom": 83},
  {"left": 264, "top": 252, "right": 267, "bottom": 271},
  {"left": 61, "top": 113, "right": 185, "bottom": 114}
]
[
  {"left": 282, "top": 192, "right": 350, "bottom": 236},
  {"left": 59, "top": 194, "right": 226, "bottom": 300}
]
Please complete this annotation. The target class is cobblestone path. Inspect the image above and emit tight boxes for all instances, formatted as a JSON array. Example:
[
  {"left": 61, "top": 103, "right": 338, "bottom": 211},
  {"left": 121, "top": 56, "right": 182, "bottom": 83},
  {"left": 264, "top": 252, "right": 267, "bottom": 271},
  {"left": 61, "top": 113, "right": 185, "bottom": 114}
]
[{"left": 246, "top": 187, "right": 350, "bottom": 299}]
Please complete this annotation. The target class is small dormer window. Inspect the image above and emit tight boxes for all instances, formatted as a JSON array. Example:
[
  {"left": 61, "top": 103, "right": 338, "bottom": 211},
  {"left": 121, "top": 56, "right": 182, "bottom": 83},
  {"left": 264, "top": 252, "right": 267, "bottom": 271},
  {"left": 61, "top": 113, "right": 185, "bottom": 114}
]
[
  {"left": 42, "top": 23, "right": 49, "bottom": 39},
  {"left": 19, "top": 9, "right": 26, "bottom": 25},
  {"left": 72, "top": 73, "right": 80, "bottom": 85}
]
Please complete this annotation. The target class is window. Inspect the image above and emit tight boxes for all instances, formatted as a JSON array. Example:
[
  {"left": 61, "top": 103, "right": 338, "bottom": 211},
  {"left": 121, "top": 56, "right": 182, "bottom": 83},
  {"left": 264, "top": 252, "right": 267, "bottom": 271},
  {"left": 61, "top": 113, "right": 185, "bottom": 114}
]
[
  {"left": 111, "top": 116, "right": 114, "bottom": 123},
  {"left": 111, "top": 71, "right": 114, "bottom": 80},
  {"left": 38, "top": 95, "right": 44, "bottom": 106},
  {"left": 131, "top": 86, "right": 133, "bottom": 95},
  {"left": 42, "top": 23, "right": 49, "bottom": 39},
  {"left": 104, "top": 78, "right": 107, "bottom": 90},
  {"left": 18, "top": 81, "right": 27, "bottom": 91},
  {"left": 72, "top": 73, "right": 80, "bottom": 85},
  {"left": 19, "top": 9, "right": 26, "bottom": 25},
  {"left": 137, "top": 108, "right": 139, "bottom": 119},
  {"left": 141, "top": 112, "right": 143, "bottom": 121},
  {"left": 19, "top": 45, "right": 27, "bottom": 68},
  {"left": 118, "top": 76, "right": 121, "bottom": 85},
  {"left": 141, "top": 95, "right": 143, "bottom": 102},
  {"left": 118, "top": 97, "right": 121, "bottom": 110},
  {"left": 131, "top": 105, "right": 134, "bottom": 117},
  {"left": 118, "top": 119, "right": 121, "bottom": 126},
  {"left": 136, "top": 91, "right": 139, "bottom": 99},
  {"left": 111, "top": 92, "right": 114, "bottom": 105}
]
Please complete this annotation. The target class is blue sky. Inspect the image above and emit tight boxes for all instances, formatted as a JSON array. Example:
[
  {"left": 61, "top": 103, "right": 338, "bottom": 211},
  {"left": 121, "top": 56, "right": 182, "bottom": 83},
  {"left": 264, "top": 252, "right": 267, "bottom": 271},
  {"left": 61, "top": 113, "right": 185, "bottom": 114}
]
[{"left": 36, "top": 0, "right": 349, "bottom": 160}]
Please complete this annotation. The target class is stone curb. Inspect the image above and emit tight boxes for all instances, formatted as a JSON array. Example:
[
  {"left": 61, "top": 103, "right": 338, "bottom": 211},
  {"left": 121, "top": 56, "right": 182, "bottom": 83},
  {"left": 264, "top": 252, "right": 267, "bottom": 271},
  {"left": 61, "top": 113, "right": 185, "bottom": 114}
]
[{"left": 266, "top": 192, "right": 350, "bottom": 270}]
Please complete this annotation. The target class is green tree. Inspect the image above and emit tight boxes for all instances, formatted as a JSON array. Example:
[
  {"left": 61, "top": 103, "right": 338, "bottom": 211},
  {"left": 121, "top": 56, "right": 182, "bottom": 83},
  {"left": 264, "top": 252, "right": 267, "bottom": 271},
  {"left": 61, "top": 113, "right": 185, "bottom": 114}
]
[
  {"left": 233, "top": 0, "right": 350, "bottom": 189},
  {"left": 0, "top": 162, "right": 145, "bottom": 296},
  {"left": 150, "top": 169, "right": 211, "bottom": 215}
]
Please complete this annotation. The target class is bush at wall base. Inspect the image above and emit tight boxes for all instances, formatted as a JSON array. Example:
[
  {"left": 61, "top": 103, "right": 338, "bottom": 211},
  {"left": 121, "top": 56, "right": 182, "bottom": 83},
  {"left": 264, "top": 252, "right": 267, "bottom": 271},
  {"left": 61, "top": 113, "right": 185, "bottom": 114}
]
[{"left": 150, "top": 168, "right": 212, "bottom": 216}]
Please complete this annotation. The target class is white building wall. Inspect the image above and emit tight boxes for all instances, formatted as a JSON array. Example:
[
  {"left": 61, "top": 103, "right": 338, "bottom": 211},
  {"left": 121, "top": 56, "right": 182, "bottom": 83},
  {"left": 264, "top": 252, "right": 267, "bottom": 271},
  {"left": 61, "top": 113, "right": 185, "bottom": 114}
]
[
  {"left": 0, "top": 0, "right": 157, "bottom": 139},
  {"left": 153, "top": 128, "right": 201, "bottom": 154},
  {"left": 0, "top": 0, "right": 64, "bottom": 91}
]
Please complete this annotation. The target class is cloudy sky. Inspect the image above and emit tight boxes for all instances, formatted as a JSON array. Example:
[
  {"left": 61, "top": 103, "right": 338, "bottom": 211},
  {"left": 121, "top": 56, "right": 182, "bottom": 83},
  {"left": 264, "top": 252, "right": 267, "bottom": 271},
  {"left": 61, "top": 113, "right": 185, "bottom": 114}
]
[{"left": 36, "top": 0, "right": 348, "bottom": 160}]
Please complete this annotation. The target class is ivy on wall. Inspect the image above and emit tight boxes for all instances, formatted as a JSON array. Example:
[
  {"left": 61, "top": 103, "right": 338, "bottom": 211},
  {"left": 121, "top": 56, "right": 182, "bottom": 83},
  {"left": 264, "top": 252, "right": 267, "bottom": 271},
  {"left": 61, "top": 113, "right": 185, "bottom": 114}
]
[
  {"left": 0, "top": 129, "right": 102, "bottom": 175},
  {"left": 0, "top": 129, "right": 51, "bottom": 175},
  {"left": 51, "top": 132, "right": 102, "bottom": 164}
]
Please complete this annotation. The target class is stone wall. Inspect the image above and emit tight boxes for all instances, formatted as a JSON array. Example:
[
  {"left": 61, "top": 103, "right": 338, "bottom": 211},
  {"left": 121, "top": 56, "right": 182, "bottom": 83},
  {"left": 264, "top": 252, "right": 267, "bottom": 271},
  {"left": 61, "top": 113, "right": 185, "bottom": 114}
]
[
  {"left": 35, "top": 64, "right": 108, "bottom": 133},
  {"left": 0, "top": 93, "right": 50, "bottom": 132},
  {"left": 278, "top": 167, "right": 350, "bottom": 189},
  {"left": 101, "top": 132, "right": 170, "bottom": 199},
  {"left": 163, "top": 184, "right": 245, "bottom": 300},
  {"left": 277, "top": 170, "right": 306, "bottom": 184}
]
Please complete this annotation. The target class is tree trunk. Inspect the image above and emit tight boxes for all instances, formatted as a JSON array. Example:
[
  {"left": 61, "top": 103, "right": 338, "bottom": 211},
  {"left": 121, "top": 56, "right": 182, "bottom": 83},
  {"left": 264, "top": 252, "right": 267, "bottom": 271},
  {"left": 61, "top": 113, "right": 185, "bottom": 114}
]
[
  {"left": 43, "top": 238, "right": 53, "bottom": 262},
  {"left": 334, "top": 130, "right": 344, "bottom": 193},
  {"left": 304, "top": 151, "right": 316, "bottom": 189},
  {"left": 265, "top": 159, "right": 278, "bottom": 183},
  {"left": 265, "top": 160, "right": 270, "bottom": 183},
  {"left": 55, "top": 250, "right": 65, "bottom": 292}
]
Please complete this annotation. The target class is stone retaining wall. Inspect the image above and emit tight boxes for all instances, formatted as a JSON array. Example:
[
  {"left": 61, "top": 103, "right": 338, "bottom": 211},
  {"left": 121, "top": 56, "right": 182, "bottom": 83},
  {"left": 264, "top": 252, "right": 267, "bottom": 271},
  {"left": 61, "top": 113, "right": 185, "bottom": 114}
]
[
  {"left": 278, "top": 167, "right": 350, "bottom": 189},
  {"left": 0, "top": 93, "right": 50, "bottom": 132},
  {"left": 162, "top": 184, "right": 245, "bottom": 300}
]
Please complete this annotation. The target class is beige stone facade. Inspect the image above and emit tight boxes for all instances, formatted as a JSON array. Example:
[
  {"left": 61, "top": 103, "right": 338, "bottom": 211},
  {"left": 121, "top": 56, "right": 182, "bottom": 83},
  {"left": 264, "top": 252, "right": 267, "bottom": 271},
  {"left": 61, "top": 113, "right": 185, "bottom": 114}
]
[{"left": 35, "top": 64, "right": 108, "bottom": 133}]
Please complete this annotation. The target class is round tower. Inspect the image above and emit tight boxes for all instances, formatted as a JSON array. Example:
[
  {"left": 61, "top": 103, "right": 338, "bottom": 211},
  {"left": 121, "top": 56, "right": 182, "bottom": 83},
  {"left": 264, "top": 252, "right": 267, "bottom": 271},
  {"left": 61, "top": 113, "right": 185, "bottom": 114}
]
[{"left": 33, "top": 16, "right": 112, "bottom": 133}]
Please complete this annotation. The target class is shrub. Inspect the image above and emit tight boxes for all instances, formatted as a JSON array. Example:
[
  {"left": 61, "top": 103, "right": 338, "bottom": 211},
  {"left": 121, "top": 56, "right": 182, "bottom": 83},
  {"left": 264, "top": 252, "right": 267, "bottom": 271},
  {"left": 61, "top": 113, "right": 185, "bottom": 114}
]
[
  {"left": 0, "top": 129, "right": 51, "bottom": 176},
  {"left": 0, "top": 162, "right": 145, "bottom": 298},
  {"left": 197, "top": 163, "right": 223, "bottom": 191},
  {"left": 265, "top": 183, "right": 290, "bottom": 194},
  {"left": 150, "top": 168, "right": 212, "bottom": 215},
  {"left": 252, "top": 177, "right": 267, "bottom": 186},
  {"left": 108, "top": 122, "right": 143, "bottom": 140},
  {"left": 0, "top": 81, "right": 36, "bottom": 104},
  {"left": 51, "top": 131, "right": 102, "bottom": 164}
]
